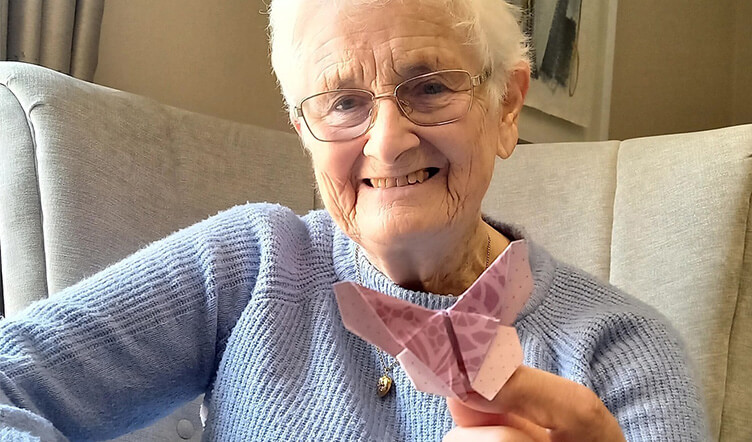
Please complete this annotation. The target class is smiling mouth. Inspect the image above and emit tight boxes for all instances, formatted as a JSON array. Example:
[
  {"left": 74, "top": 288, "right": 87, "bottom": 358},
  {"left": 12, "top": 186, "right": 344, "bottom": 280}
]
[{"left": 363, "top": 167, "right": 440, "bottom": 189}]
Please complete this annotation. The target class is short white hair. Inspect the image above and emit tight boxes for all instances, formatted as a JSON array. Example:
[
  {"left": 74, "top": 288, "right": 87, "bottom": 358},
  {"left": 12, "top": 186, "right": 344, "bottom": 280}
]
[{"left": 268, "top": 0, "right": 529, "bottom": 113}]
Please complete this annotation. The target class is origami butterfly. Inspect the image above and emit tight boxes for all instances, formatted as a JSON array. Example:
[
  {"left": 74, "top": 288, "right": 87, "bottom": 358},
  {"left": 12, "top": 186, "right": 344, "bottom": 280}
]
[{"left": 334, "top": 240, "right": 533, "bottom": 401}]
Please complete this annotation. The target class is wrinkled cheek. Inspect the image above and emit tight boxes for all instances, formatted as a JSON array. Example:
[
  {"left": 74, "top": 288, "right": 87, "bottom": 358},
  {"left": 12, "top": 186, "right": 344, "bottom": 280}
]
[
  {"left": 315, "top": 170, "right": 359, "bottom": 235},
  {"left": 442, "top": 156, "right": 489, "bottom": 223},
  {"left": 443, "top": 165, "right": 473, "bottom": 221}
]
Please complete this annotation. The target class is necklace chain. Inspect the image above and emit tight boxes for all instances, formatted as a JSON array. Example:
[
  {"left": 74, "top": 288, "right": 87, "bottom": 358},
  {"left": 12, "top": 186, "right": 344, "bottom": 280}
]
[
  {"left": 353, "top": 233, "right": 491, "bottom": 397},
  {"left": 354, "top": 246, "right": 400, "bottom": 376}
]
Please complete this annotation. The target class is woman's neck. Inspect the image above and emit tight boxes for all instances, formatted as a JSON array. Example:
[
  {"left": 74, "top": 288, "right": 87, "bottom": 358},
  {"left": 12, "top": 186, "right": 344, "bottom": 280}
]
[{"left": 359, "top": 219, "right": 510, "bottom": 295}]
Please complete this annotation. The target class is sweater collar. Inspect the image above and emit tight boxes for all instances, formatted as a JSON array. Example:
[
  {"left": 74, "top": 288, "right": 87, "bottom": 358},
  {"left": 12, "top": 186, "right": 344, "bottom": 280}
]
[{"left": 330, "top": 215, "right": 556, "bottom": 322}]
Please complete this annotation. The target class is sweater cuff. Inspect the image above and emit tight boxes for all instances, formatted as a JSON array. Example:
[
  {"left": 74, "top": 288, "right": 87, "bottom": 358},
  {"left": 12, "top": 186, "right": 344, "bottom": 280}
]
[{"left": 0, "top": 404, "right": 69, "bottom": 442}]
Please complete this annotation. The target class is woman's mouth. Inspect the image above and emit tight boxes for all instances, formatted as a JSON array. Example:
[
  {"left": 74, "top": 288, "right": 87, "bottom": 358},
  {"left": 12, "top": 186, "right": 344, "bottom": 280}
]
[{"left": 363, "top": 167, "right": 440, "bottom": 189}]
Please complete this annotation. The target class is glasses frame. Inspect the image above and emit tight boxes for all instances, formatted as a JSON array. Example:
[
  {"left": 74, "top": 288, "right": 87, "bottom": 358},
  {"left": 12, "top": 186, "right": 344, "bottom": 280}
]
[{"left": 294, "top": 69, "right": 490, "bottom": 142}]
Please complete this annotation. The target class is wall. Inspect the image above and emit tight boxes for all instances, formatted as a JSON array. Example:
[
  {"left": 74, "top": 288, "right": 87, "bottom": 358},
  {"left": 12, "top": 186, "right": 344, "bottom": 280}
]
[
  {"left": 94, "top": 1, "right": 750, "bottom": 140},
  {"left": 731, "top": 0, "right": 752, "bottom": 126},
  {"left": 519, "top": 0, "right": 618, "bottom": 143},
  {"left": 94, "top": 0, "right": 291, "bottom": 133},
  {"left": 609, "top": 0, "right": 746, "bottom": 140}
]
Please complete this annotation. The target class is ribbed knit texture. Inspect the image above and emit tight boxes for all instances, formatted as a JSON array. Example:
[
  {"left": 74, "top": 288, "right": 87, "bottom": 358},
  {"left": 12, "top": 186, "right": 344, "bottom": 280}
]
[{"left": 0, "top": 203, "right": 707, "bottom": 441}]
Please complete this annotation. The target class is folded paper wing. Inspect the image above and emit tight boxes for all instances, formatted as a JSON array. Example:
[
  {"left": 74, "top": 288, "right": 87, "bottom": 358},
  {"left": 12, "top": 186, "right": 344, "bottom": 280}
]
[
  {"left": 452, "top": 240, "right": 532, "bottom": 324},
  {"left": 334, "top": 240, "right": 532, "bottom": 400},
  {"left": 335, "top": 283, "right": 476, "bottom": 398},
  {"left": 334, "top": 282, "right": 438, "bottom": 356}
]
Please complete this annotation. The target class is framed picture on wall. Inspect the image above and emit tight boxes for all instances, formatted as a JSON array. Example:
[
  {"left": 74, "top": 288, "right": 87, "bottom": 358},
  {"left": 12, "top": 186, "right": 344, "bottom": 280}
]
[{"left": 511, "top": 0, "right": 618, "bottom": 142}]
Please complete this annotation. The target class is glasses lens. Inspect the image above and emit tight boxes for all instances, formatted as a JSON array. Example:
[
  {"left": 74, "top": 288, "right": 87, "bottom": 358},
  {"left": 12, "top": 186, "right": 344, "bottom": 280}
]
[
  {"left": 301, "top": 90, "right": 374, "bottom": 141},
  {"left": 396, "top": 71, "right": 473, "bottom": 125}
]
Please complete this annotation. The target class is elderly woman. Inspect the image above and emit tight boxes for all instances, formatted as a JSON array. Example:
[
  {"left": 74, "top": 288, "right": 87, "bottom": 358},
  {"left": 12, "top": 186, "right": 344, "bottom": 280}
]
[{"left": 0, "top": 0, "right": 706, "bottom": 441}]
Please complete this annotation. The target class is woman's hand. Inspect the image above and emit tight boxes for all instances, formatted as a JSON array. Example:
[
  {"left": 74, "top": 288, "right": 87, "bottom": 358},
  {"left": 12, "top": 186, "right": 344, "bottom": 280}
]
[{"left": 443, "top": 366, "right": 626, "bottom": 442}]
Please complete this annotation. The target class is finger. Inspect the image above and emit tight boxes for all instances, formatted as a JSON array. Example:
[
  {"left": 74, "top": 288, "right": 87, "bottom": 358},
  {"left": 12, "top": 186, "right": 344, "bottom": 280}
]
[
  {"left": 448, "top": 398, "right": 551, "bottom": 442},
  {"left": 501, "top": 413, "right": 552, "bottom": 442},
  {"left": 443, "top": 425, "right": 536, "bottom": 442},
  {"left": 462, "top": 366, "right": 610, "bottom": 433},
  {"left": 447, "top": 397, "right": 507, "bottom": 427}
]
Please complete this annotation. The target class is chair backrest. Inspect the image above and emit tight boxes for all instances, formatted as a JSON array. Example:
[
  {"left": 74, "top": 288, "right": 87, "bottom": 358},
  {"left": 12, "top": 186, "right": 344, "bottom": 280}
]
[
  {"left": 483, "top": 124, "right": 752, "bottom": 441},
  {"left": 0, "top": 62, "right": 316, "bottom": 442},
  {"left": 0, "top": 62, "right": 315, "bottom": 316}
]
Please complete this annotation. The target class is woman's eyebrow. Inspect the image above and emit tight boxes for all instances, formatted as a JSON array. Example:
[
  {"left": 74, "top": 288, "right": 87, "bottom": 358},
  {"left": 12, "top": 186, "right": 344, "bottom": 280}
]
[
  {"left": 315, "top": 67, "right": 362, "bottom": 91},
  {"left": 397, "top": 61, "right": 443, "bottom": 79},
  {"left": 320, "top": 79, "right": 354, "bottom": 90},
  {"left": 311, "top": 77, "right": 348, "bottom": 93},
  {"left": 314, "top": 60, "right": 445, "bottom": 92}
]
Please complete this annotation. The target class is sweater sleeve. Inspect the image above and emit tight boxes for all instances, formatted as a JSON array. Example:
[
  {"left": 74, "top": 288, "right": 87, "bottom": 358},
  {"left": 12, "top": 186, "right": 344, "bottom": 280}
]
[
  {"left": 0, "top": 204, "right": 265, "bottom": 441},
  {"left": 587, "top": 308, "right": 709, "bottom": 441}
]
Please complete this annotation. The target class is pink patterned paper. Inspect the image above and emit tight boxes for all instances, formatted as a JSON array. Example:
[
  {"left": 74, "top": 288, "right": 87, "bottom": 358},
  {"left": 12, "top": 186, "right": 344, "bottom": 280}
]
[{"left": 334, "top": 240, "right": 533, "bottom": 400}]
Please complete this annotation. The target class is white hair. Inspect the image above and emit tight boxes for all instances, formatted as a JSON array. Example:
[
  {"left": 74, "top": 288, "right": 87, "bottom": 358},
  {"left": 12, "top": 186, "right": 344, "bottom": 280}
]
[{"left": 267, "top": 0, "right": 529, "bottom": 113}]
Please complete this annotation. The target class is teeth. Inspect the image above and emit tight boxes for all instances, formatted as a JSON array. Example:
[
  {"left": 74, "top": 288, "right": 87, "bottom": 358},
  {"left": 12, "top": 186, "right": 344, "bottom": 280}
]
[
  {"left": 370, "top": 168, "right": 432, "bottom": 189},
  {"left": 418, "top": 169, "right": 427, "bottom": 183}
]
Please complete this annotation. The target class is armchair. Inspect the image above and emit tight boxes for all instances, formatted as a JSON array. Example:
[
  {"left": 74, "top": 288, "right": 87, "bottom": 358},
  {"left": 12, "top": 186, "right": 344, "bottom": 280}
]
[{"left": 1, "top": 62, "right": 749, "bottom": 441}]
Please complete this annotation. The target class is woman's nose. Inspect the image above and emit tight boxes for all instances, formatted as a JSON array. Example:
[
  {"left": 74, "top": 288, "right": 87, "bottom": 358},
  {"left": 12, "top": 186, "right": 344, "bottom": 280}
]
[{"left": 362, "top": 98, "right": 420, "bottom": 164}]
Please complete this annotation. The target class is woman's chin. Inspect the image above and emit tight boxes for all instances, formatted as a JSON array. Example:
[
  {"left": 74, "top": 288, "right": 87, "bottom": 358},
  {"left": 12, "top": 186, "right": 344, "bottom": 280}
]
[{"left": 356, "top": 211, "right": 448, "bottom": 248}]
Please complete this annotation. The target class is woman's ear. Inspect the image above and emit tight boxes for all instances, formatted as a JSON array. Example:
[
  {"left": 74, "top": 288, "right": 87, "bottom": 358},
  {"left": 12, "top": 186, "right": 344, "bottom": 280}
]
[
  {"left": 496, "top": 63, "right": 530, "bottom": 159},
  {"left": 290, "top": 110, "right": 303, "bottom": 137}
]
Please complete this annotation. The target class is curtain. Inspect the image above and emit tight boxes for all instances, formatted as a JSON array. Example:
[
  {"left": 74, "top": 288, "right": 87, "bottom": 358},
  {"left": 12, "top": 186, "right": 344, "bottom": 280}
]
[{"left": 1, "top": 0, "right": 104, "bottom": 81}]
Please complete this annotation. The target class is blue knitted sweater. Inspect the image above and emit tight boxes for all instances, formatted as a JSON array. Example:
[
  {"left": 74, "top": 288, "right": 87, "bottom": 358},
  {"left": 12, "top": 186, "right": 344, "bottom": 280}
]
[{"left": 0, "top": 204, "right": 707, "bottom": 441}]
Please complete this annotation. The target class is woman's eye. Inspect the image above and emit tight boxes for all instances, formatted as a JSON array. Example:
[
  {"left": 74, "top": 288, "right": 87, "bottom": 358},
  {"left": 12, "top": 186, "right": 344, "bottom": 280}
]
[
  {"left": 333, "top": 96, "right": 364, "bottom": 112},
  {"left": 420, "top": 82, "right": 449, "bottom": 95}
]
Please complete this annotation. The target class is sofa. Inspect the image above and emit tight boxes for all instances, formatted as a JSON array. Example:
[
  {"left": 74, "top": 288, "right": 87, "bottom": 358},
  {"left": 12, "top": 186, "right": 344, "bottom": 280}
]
[{"left": 1, "top": 62, "right": 749, "bottom": 441}]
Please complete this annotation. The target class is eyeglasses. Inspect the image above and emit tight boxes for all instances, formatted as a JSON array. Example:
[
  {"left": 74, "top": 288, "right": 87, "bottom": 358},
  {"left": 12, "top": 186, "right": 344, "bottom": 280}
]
[{"left": 294, "top": 69, "right": 489, "bottom": 142}]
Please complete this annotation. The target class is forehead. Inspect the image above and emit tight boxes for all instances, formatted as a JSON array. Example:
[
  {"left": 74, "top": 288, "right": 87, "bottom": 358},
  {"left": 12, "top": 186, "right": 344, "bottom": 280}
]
[{"left": 294, "top": 1, "right": 477, "bottom": 94}]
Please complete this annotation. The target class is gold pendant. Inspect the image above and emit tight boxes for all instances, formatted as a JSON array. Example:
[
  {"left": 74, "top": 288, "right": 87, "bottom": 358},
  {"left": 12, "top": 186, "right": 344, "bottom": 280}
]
[{"left": 377, "top": 374, "right": 393, "bottom": 397}]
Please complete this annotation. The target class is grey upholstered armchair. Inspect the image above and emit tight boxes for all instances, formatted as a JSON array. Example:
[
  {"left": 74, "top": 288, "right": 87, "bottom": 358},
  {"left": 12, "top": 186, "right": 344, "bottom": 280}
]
[{"left": 1, "top": 62, "right": 750, "bottom": 440}]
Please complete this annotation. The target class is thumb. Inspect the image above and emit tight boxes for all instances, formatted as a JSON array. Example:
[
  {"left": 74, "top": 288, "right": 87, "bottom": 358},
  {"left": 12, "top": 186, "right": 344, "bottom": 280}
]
[{"left": 447, "top": 397, "right": 508, "bottom": 427}]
